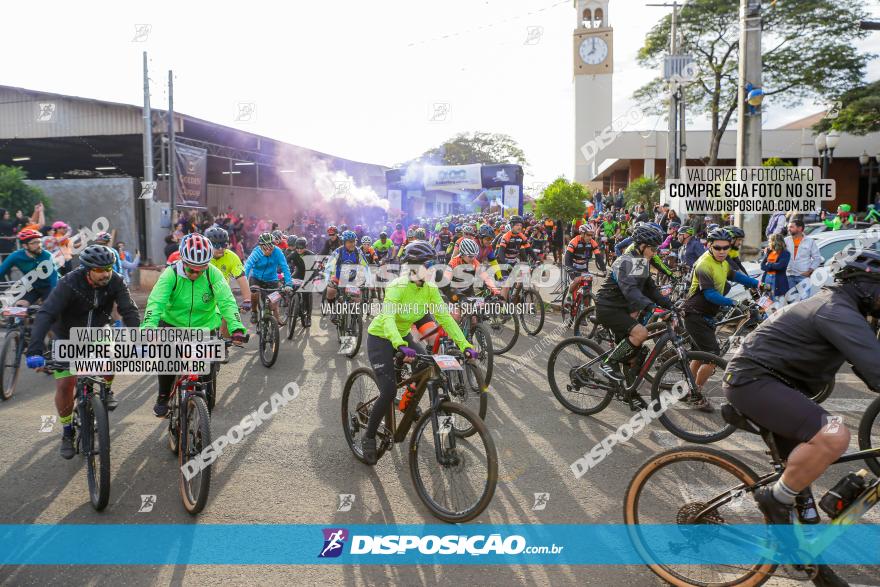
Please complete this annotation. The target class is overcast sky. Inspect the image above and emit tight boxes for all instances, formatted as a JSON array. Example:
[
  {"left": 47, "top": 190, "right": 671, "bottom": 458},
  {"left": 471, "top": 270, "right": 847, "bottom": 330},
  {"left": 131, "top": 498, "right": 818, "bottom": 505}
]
[{"left": 2, "top": 0, "right": 878, "bottom": 187}]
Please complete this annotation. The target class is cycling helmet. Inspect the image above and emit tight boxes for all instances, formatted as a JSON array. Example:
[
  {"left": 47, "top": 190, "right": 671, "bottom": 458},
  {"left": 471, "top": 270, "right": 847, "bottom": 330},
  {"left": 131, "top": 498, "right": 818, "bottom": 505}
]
[
  {"left": 205, "top": 226, "right": 229, "bottom": 248},
  {"left": 340, "top": 224, "right": 348, "bottom": 232},
  {"left": 707, "top": 227, "right": 731, "bottom": 242},
  {"left": 179, "top": 233, "right": 214, "bottom": 266},
  {"left": 271, "top": 230, "right": 284, "bottom": 244},
  {"left": 680, "top": 226, "right": 696, "bottom": 236},
  {"left": 258, "top": 232, "right": 274, "bottom": 246},
  {"left": 361, "top": 236, "right": 372, "bottom": 245},
  {"left": 836, "top": 250, "right": 880, "bottom": 282},
  {"left": 79, "top": 244, "right": 117, "bottom": 269},
  {"left": 462, "top": 224, "right": 476, "bottom": 236},
  {"left": 94, "top": 231, "right": 112, "bottom": 243},
  {"left": 725, "top": 226, "right": 745, "bottom": 239},
  {"left": 413, "top": 228, "right": 426, "bottom": 241},
  {"left": 509, "top": 215, "right": 524, "bottom": 226},
  {"left": 396, "top": 223, "right": 403, "bottom": 229},
  {"left": 406, "top": 228, "right": 416, "bottom": 239},
  {"left": 295, "top": 237, "right": 308, "bottom": 248},
  {"left": 52, "top": 221, "right": 69, "bottom": 230},
  {"left": 458, "top": 238, "right": 479, "bottom": 257},
  {"left": 668, "top": 222, "right": 681, "bottom": 230},
  {"left": 478, "top": 225, "right": 494, "bottom": 238},
  {"left": 441, "top": 222, "right": 449, "bottom": 229},
  {"left": 454, "top": 227, "right": 462, "bottom": 234},
  {"left": 379, "top": 231, "right": 388, "bottom": 238},
  {"left": 401, "top": 241, "right": 436, "bottom": 264},
  {"left": 341, "top": 230, "right": 357, "bottom": 242},
  {"left": 327, "top": 225, "right": 338, "bottom": 235},
  {"left": 286, "top": 235, "right": 298, "bottom": 247},
  {"left": 578, "top": 224, "right": 590, "bottom": 234},
  {"left": 647, "top": 222, "right": 663, "bottom": 232},
  {"left": 707, "top": 223, "right": 720, "bottom": 231},
  {"left": 632, "top": 224, "right": 665, "bottom": 247},
  {"left": 18, "top": 229, "right": 42, "bottom": 243}
]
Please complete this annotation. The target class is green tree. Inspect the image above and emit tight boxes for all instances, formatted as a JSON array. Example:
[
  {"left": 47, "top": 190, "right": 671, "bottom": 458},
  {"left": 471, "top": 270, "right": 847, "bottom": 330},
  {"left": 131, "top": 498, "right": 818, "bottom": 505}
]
[
  {"left": 533, "top": 178, "right": 587, "bottom": 221},
  {"left": 634, "top": 0, "right": 872, "bottom": 165},
  {"left": 0, "top": 165, "right": 50, "bottom": 218},
  {"left": 762, "top": 157, "right": 793, "bottom": 167},
  {"left": 411, "top": 132, "right": 528, "bottom": 167},
  {"left": 813, "top": 80, "right": 880, "bottom": 135},
  {"left": 625, "top": 176, "right": 661, "bottom": 209}
]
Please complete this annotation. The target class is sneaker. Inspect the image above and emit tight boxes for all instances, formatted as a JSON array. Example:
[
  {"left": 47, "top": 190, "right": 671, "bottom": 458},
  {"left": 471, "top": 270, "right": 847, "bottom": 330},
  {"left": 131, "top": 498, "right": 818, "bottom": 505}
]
[
  {"left": 754, "top": 486, "right": 795, "bottom": 525},
  {"left": 687, "top": 391, "right": 715, "bottom": 413},
  {"left": 598, "top": 362, "right": 624, "bottom": 383},
  {"left": 153, "top": 396, "right": 170, "bottom": 418},
  {"left": 60, "top": 430, "right": 75, "bottom": 460},
  {"left": 361, "top": 437, "right": 378, "bottom": 466},
  {"left": 105, "top": 390, "right": 118, "bottom": 411},
  {"left": 795, "top": 487, "right": 820, "bottom": 524},
  {"left": 303, "top": 316, "right": 311, "bottom": 328},
  {"left": 249, "top": 312, "right": 257, "bottom": 325}
]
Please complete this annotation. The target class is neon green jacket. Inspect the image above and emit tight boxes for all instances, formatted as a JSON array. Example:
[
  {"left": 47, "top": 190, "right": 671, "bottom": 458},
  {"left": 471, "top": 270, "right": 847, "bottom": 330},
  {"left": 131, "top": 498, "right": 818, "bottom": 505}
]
[
  {"left": 367, "top": 276, "right": 473, "bottom": 351},
  {"left": 142, "top": 262, "right": 245, "bottom": 331}
]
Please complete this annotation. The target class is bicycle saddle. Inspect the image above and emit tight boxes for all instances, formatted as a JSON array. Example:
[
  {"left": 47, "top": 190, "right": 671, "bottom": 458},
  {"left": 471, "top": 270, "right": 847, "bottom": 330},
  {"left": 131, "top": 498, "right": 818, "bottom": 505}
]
[{"left": 720, "top": 404, "right": 762, "bottom": 435}]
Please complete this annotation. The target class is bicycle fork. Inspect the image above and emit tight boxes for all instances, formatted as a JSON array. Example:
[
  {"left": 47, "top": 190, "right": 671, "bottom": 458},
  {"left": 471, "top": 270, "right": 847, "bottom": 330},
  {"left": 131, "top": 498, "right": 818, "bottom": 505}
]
[{"left": 428, "top": 382, "right": 458, "bottom": 466}]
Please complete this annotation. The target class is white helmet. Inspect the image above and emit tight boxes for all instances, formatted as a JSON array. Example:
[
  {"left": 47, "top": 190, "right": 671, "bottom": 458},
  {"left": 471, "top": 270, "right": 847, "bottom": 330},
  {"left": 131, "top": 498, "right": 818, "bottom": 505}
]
[{"left": 459, "top": 238, "right": 479, "bottom": 257}]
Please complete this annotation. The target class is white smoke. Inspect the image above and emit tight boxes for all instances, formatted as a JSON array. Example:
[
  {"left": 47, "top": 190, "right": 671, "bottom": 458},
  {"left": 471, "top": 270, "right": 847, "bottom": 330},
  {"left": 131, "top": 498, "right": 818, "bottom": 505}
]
[{"left": 309, "top": 158, "right": 388, "bottom": 211}]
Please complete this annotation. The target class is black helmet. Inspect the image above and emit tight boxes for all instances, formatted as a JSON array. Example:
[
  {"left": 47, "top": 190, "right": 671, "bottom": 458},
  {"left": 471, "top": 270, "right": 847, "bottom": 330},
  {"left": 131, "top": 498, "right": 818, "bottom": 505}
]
[
  {"left": 837, "top": 250, "right": 880, "bottom": 283},
  {"left": 204, "top": 226, "right": 229, "bottom": 248},
  {"left": 478, "top": 225, "right": 494, "bottom": 238},
  {"left": 258, "top": 232, "right": 274, "bottom": 246},
  {"left": 707, "top": 227, "right": 731, "bottom": 242},
  {"left": 632, "top": 224, "right": 665, "bottom": 247},
  {"left": 80, "top": 244, "right": 117, "bottom": 269},
  {"left": 286, "top": 235, "right": 298, "bottom": 247},
  {"left": 725, "top": 226, "right": 745, "bottom": 239},
  {"left": 294, "top": 237, "right": 308, "bottom": 248},
  {"left": 509, "top": 215, "right": 524, "bottom": 226},
  {"left": 379, "top": 231, "right": 387, "bottom": 238},
  {"left": 401, "top": 241, "right": 436, "bottom": 264}
]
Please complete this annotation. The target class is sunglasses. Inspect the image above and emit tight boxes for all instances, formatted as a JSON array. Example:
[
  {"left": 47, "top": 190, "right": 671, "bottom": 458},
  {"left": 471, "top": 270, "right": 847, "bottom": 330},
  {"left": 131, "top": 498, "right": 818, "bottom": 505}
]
[
  {"left": 711, "top": 245, "right": 731, "bottom": 251},
  {"left": 184, "top": 264, "right": 208, "bottom": 274},
  {"left": 90, "top": 266, "right": 113, "bottom": 273}
]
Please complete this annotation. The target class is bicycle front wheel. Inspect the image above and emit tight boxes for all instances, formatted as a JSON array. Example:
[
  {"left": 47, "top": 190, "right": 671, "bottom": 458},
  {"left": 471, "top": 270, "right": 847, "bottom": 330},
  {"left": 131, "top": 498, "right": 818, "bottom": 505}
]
[
  {"left": 547, "top": 336, "right": 614, "bottom": 415},
  {"left": 409, "top": 402, "right": 497, "bottom": 523},
  {"left": 0, "top": 331, "right": 21, "bottom": 400},
  {"left": 445, "top": 363, "right": 488, "bottom": 437},
  {"left": 344, "top": 312, "right": 363, "bottom": 358},
  {"left": 470, "top": 323, "right": 494, "bottom": 386},
  {"left": 341, "top": 367, "right": 392, "bottom": 464},
  {"left": 518, "top": 287, "right": 545, "bottom": 336},
  {"left": 624, "top": 446, "right": 774, "bottom": 587},
  {"left": 488, "top": 307, "right": 519, "bottom": 355},
  {"left": 286, "top": 294, "right": 299, "bottom": 340},
  {"left": 650, "top": 351, "right": 735, "bottom": 444},
  {"left": 259, "top": 318, "right": 280, "bottom": 367},
  {"left": 84, "top": 393, "right": 111, "bottom": 511},
  {"left": 858, "top": 395, "right": 880, "bottom": 477},
  {"left": 179, "top": 395, "right": 212, "bottom": 515}
]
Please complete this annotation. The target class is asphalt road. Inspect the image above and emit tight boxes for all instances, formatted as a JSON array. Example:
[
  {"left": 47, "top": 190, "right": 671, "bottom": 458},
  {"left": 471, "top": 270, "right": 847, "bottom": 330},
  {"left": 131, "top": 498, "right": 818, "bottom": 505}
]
[{"left": 0, "top": 286, "right": 878, "bottom": 586}]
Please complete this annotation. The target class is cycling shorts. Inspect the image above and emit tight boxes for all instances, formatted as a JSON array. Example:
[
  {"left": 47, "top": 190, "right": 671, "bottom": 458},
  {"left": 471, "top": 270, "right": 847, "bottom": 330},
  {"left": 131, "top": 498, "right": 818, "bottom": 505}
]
[
  {"left": 595, "top": 304, "right": 637, "bottom": 342},
  {"left": 722, "top": 376, "right": 830, "bottom": 444},
  {"left": 249, "top": 277, "right": 280, "bottom": 290},
  {"left": 683, "top": 312, "right": 720, "bottom": 355}
]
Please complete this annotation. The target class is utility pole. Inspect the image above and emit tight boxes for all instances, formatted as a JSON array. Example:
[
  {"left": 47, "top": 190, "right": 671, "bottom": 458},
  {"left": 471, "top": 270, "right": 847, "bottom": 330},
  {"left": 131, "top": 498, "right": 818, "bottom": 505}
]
[
  {"left": 168, "top": 70, "right": 176, "bottom": 223},
  {"left": 142, "top": 52, "right": 154, "bottom": 195},
  {"left": 648, "top": 1, "right": 686, "bottom": 184},
  {"left": 735, "top": 0, "right": 763, "bottom": 253}
]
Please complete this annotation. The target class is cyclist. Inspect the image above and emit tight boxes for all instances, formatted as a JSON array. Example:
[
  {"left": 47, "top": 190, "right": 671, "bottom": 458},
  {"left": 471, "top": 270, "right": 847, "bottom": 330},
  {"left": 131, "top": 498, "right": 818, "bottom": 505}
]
[
  {"left": 723, "top": 250, "right": 880, "bottom": 525},
  {"left": 682, "top": 228, "right": 761, "bottom": 411},
  {"left": 678, "top": 226, "right": 706, "bottom": 271},
  {"left": 441, "top": 238, "right": 502, "bottom": 322},
  {"left": 25, "top": 245, "right": 140, "bottom": 458},
  {"left": 390, "top": 222, "right": 407, "bottom": 247},
  {"left": 373, "top": 231, "right": 394, "bottom": 262},
  {"left": 564, "top": 224, "right": 601, "bottom": 300},
  {"left": 244, "top": 232, "right": 294, "bottom": 326},
  {"left": 594, "top": 224, "right": 672, "bottom": 386},
  {"left": 496, "top": 216, "right": 535, "bottom": 299},
  {"left": 722, "top": 226, "right": 748, "bottom": 274},
  {"left": 206, "top": 226, "right": 252, "bottom": 336},
  {"left": 272, "top": 230, "right": 288, "bottom": 251},
  {"left": 0, "top": 229, "right": 59, "bottom": 306},
  {"left": 528, "top": 222, "right": 548, "bottom": 262},
  {"left": 320, "top": 226, "right": 342, "bottom": 256},
  {"left": 362, "top": 241, "right": 478, "bottom": 465},
  {"left": 433, "top": 223, "right": 453, "bottom": 261},
  {"left": 360, "top": 236, "right": 379, "bottom": 264},
  {"left": 142, "top": 234, "right": 247, "bottom": 417},
  {"left": 325, "top": 230, "right": 370, "bottom": 324},
  {"left": 285, "top": 236, "right": 315, "bottom": 327}
]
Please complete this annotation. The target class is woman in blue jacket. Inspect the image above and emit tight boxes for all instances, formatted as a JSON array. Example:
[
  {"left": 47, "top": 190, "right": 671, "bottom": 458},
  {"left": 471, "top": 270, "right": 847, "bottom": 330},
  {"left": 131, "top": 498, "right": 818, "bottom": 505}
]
[{"left": 760, "top": 234, "right": 790, "bottom": 299}]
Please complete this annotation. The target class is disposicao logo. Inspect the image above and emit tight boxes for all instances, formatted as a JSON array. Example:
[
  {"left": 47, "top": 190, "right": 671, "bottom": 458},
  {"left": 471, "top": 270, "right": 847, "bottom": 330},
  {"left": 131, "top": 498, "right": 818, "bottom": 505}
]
[{"left": 318, "top": 528, "right": 348, "bottom": 558}]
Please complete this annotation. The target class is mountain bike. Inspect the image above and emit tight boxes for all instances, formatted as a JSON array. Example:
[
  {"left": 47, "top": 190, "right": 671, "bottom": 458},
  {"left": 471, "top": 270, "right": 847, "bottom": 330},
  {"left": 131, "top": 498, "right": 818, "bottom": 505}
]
[
  {"left": 334, "top": 284, "right": 364, "bottom": 358},
  {"left": 548, "top": 308, "right": 734, "bottom": 443},
  {"left": 286, "top": 274, "right": 317, "bottom": 340},
  {"left": 508, "top": 262, "right": 545, "bottom": 336},
  {"left": 475, "top": 290, "right": 519, "bottom": 355},
  {"left": 0, "top": 304, "right": 42, "bottom": 400},
  {"left": 342, "top": 350, "right": 497, "bottom": 522},
  {"left": 43, "top": 357, "right": 112, "bottom": 511},
  {"left": 561, "top": 268, "right": 595, "bottom": 328},
  {"left": 252, "top": 285, "right": 281, "bottom": 367},
  {"left": 624, "top": 400, "right": 880, "bottom": 586}
]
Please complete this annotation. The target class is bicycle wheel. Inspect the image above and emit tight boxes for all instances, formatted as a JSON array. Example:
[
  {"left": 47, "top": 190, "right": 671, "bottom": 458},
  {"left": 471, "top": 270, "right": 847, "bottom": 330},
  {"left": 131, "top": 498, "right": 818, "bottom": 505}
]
[
  {"left": 179, "top": 395, "right": 212, "bottom": 515},
  {"left": 409, "top": 402, "right": 497, "bottom": 523},
  {"left": 205, "top": 363, "right": 218, "bottom": 413},
  {"left": 624, "top": 446, "right": 775, "bottom": 587},
  {"left": 858, "top": 395, "right": 880, "bottom": 477},
  {"left": 572, "top": 307, "right": 615, "bottom": 352},
  {"left": 547, "top": 336, "right": 615, "bottom": 415},
  {"left": 518, "top": 287, "right": 545, "bottom": 336},
  {"left": 0, "top": 331, "right": 21, "bottom": 400},
  {"left": 487, "top": 307, "right": 519, "bottom": 355},
  {"left": 286, "top": 294, "right": 299, "bottom": 340},
  {"left": 345, "top": 312, "right": 363, "bottom": 358},
  {"left": 445, "top": 363, "right": 488, "bottom": 437},
  {"left": 469, "top": 323, "right": 494, "bottom": 386},
  {"left": 560, "top": 288, "right": 574, "bottom": 326},
  {"left": 650, "top": 351, "right": 735, "bottom": 444},
  {"left": 82, "top": 393, "right": 111, "bottom": 511},
  {"left": 259, "top": 318, "right": 280, "bottom": 367},
  {"left": 341, "top": 367, "right": 391, "bottom": 464}
]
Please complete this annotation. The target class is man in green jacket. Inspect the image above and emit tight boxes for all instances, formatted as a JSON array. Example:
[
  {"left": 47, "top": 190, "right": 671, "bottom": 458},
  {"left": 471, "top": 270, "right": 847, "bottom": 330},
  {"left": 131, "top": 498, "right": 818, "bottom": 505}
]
[{"left": 142, "top": 233, "right": 246, "bottom": 417}]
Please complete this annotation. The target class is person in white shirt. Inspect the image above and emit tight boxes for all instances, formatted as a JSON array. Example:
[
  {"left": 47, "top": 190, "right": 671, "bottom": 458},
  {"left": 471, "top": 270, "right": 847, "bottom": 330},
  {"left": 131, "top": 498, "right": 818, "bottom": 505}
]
[{"left": 784, "top": 218, "right": 821, "bottom": 300}]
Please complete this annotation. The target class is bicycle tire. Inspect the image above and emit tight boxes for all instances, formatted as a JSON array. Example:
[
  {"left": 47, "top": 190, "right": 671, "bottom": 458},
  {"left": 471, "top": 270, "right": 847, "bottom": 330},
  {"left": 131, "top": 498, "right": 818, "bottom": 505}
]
[
  {"left": 572, "top": 306, "right": 614, "bottom": 352},
  {"left": 409, "top": 402, "right": 497, "bottom": 523},
  {"left": 167, "top": 388, "right": 180, "bottom": 454},
  {"left": 650, "top": 351, "right": 736, "bottom": 444},
  {"left": 205, "top": 363, "right": 218, "bottom": 413},
  {"left": 345, "top": 313, "right": 363, "bottom": 359},
  {"left": 491, "top": 307, "right": 519, "bottom": 355},
  {"left": 444, "top": 362, "right": 488, "bottom": 437},
  {"left": 85, "top": 392, "right": 111, "bottom": 511},
  {"left": 547, "top": 336, "right": 614, "bottom": 415},
  {"left": 286, "top": 294, "right": 299, "bottom": 340},
  {"left": 623, "top": 446, "right": 774, "bottom": 587},
  {"left": 857, "top": 395, "right": 880, "bottom": 477},
  {"left": 341, "top": 367, "right": 391, "bottom": 464},
  {"left": 179, "top": 395, "right": 212, "bottom": 515},
  {"left": 259, "top": 318, "right": 280, "bottom": 367},
  {"left": 807, "top": 380, "right": 834, "bottom": 405},
  {"left": 519, "top": 287, "right": 545, "bottom": 336},
  {"left": 471, "top": 322, "right": 494, "bottom": 386},
  {"left": 0, "top": 330, "right": 20, "bottom": 400}
]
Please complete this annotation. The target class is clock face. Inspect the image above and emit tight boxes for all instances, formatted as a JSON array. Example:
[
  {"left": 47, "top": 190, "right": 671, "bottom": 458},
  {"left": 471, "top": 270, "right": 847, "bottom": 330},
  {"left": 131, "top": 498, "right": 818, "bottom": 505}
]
[{"left": 579, "top": 37, "right": 608, "bottom": 65}]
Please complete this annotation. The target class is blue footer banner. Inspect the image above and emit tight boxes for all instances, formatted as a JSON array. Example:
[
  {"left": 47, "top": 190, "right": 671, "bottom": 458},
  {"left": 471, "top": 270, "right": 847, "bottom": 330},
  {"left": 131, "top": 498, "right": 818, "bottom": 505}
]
[{"left": 1, "top": 524, "right": 878, "bottom": 565}]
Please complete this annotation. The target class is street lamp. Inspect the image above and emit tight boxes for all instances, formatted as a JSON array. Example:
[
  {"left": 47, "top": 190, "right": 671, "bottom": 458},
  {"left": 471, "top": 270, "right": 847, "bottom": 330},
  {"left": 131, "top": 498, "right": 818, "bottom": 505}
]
[
  {"left": 860, "top": 150, "right": 880, "bottom": 207},
  {"left": 814, "top": 130, "right": 840, "bottom": 179}
]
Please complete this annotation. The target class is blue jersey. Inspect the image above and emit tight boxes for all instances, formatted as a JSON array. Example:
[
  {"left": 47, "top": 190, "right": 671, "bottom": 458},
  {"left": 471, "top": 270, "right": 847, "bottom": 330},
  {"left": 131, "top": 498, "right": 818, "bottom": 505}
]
[
  {"left": 326, "top": 246, "right": 370, "bottom": 281},
  {"left": 243, "top": 246, "right": 292, "bottom": 284},
  {"left": 0, "top": 249, "right": 58, "bottom": 290}
]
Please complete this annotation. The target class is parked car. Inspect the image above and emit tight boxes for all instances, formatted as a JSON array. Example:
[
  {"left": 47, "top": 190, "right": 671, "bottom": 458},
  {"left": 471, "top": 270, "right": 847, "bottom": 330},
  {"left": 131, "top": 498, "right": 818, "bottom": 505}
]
[{"left": 744, "top": 228, "right": 876, "bottom": 280}]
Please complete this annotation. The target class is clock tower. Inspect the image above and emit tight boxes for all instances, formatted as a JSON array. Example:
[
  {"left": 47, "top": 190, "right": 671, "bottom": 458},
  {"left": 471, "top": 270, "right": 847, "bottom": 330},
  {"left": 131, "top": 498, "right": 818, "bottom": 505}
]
[{"left": 574, "top": 0, "right": 613, "bottom": 184}]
